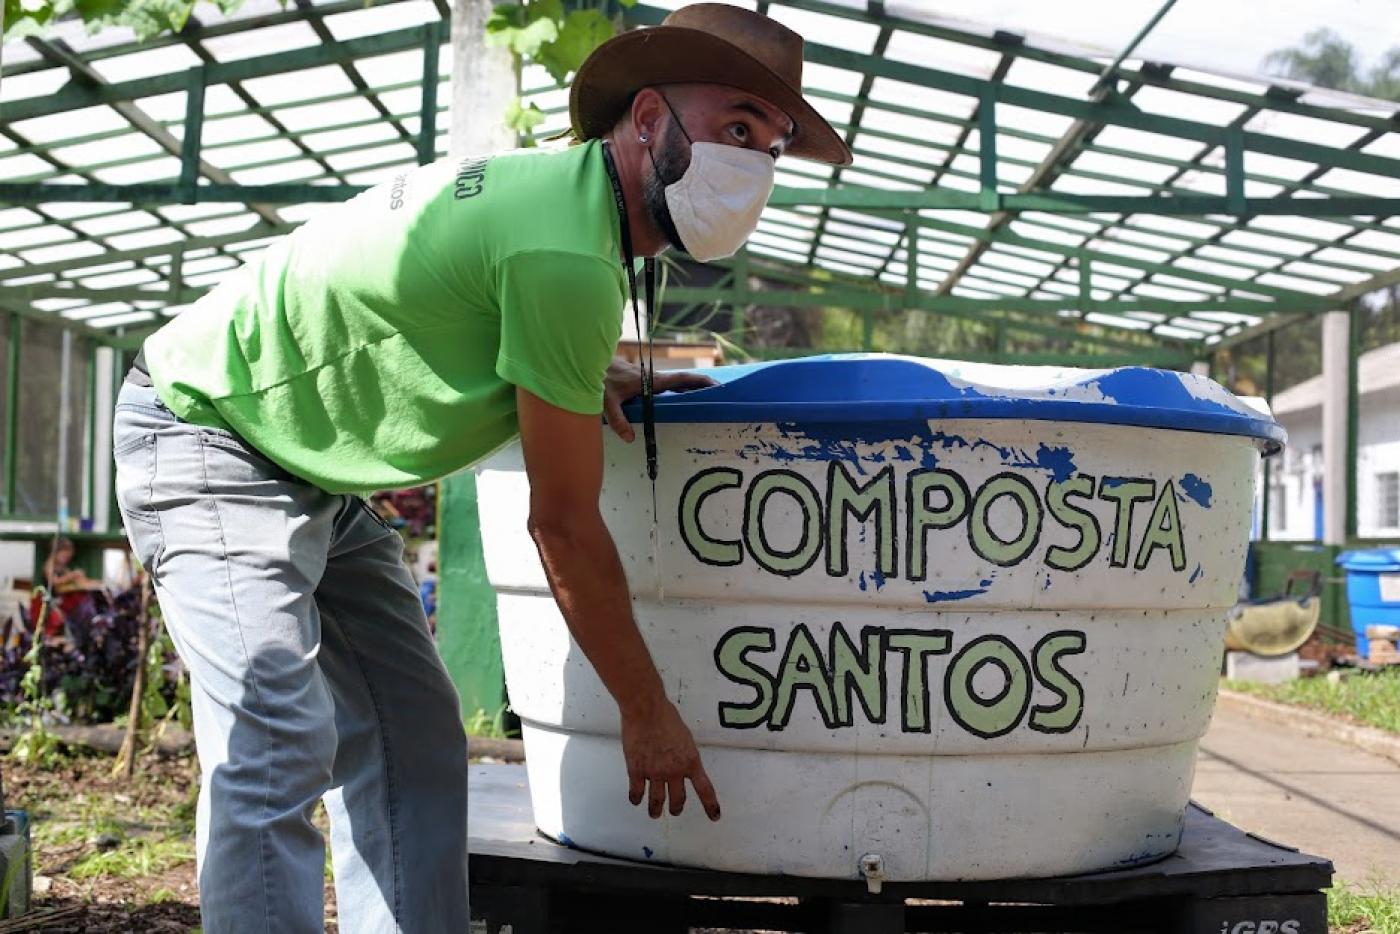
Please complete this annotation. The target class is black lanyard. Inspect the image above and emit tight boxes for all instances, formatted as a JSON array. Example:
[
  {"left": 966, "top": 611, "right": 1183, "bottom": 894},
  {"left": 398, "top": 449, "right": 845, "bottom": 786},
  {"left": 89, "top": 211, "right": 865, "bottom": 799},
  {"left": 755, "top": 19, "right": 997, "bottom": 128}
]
[{"left": 601, "top": 142, "right": 659, "bottom": 517}]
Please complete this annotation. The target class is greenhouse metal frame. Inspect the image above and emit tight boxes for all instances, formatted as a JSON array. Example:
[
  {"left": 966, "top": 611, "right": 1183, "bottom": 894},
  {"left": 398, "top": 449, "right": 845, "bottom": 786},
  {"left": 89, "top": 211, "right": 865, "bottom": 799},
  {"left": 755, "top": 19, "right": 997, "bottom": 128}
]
[{"left": 1, "top": 0, "right": 1398, "bottom": 540}]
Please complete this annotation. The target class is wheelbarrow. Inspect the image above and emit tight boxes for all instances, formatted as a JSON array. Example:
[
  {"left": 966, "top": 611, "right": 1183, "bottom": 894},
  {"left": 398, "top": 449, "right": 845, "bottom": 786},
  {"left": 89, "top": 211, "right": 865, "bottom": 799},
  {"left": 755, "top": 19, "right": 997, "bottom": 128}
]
[{"left": 1224, "top": 569, "right": 1322, "bottom": 657}]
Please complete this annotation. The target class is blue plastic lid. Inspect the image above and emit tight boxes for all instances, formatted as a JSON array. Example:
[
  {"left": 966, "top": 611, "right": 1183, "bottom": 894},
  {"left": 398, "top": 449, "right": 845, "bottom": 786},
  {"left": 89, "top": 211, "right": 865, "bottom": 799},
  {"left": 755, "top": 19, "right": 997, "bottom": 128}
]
[
  {"left": 626, "top": 354, "right": 1284, "bottom": 452},
  {"left": 1337, "top": 548, "right": 1400, "bottom": 572}
]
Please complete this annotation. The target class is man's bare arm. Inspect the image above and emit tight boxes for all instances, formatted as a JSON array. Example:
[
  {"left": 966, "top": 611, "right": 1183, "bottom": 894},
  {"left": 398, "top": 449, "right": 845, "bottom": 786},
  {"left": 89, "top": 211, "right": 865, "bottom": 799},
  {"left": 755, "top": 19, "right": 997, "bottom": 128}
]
[{"left": 516, "top": 385, "right": 720, "bottom": 820}]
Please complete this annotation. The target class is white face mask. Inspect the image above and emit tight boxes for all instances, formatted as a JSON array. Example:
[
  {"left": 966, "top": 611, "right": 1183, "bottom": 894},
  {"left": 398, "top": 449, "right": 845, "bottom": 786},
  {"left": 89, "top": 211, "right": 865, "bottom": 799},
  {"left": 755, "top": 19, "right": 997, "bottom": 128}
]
[{"left": 663, "top": 142, "right": 775, "bottom": 262}]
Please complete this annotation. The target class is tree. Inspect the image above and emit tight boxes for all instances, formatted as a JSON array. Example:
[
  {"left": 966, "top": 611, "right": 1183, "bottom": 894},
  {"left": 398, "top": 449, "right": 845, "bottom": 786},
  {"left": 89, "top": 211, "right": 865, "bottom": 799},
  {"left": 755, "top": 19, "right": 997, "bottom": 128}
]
[
  {"left": 485, "top": 0, "right": 635, "bottom": 141},
  {"left": 1263, "top": 28, "right": 1400, "bottom": 99},
  {"left": 1217, "top": 31, "right": 1400, "bottom": 395}
]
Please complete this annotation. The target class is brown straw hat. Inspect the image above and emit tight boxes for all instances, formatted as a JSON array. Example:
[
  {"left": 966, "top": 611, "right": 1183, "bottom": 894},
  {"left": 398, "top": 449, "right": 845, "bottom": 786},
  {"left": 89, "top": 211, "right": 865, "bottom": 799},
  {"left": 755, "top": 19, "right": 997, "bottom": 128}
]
[{"left": 570, "top": 3, "right": 853, "bottom": 166}]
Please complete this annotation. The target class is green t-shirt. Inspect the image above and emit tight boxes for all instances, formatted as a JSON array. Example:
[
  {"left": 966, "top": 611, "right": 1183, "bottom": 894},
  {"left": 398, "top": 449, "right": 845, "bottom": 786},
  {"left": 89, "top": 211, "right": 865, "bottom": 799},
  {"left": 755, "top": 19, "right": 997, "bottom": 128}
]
[{"left": 144, "top": 141, "right": 626, "bottom": 494}]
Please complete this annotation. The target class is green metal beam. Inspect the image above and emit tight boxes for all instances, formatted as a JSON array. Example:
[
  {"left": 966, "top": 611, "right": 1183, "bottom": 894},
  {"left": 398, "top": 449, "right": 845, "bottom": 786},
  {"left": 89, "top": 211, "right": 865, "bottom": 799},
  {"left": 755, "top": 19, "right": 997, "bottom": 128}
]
[
  {"left": 84, "top": 341, "right": 97, "bottom": 519},
  {"left": 418, "top": 21, "right": 442, "bottom": 165},
  {"left": 620, "top": 5, "right": 1400, "bottom": 182},
  {"left": 664, "top": 284, "right": 1190, "bottom": 362},
  {"left": 757, "top": 0, "right": 1398, "bottom": 135},
  {"left": 899, "top": 212, "right": 1325, "bottom": 306},
  {"left": 728, "top": 252, "right": 1212, "bottom": 349},
  {"left": 741, "top": 344, "right": 1193, "bottom": 369},
  {"left": 0, "top": 224, "right": 294, "bottom": 283},
  {"left": 179, "top": 66, "right": 207, "bottom": 191},
  {"left": 0, "top": 183, "right": 368, "bottom": 204},
  {"left": 10, "top": 180, "right": 1396, "bottom": 220},
  {"left": 4, "top": 315, "right": 21, "bottom": 517},
  {"left": 0, "top": 0, "right": 425, "bottom": 78},
  {"left": 770, "top": 188, "right": 1400, "bottom": 217},
  {"left": 0, "top": 285, "right": 204, "bottom": 305},
  {"left": 3, "top": 23, "right": 445, "bottom": 125}
]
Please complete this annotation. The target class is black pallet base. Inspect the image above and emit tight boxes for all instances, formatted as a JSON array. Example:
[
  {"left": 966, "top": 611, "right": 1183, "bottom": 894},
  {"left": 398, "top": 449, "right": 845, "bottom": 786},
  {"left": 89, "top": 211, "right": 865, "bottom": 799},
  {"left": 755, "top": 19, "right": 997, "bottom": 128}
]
[{"left": 468, "top": 765, "right": 1332, "bottom": 934}]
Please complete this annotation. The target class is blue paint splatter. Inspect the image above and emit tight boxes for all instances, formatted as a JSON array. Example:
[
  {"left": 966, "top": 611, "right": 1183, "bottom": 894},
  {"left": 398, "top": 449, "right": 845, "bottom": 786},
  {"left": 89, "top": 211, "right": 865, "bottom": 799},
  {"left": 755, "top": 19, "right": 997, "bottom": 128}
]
[
  {"left": 1043, "top": 574, "right": 1053, "bottom": 591},
  {"left": 558, "top": 834, "right": 575, "bottom": 848},
  {"left": 642, "top": 846, "right": 654, "bottom": 859},
  {"left": 923, "top": 587, "right": 988, "bottom": 603},
  {"left": 979, "top": 578, "right": 993, "bottom": 587},
  {"left": 1180, "top": 473, "right": 1213, "bottom": 508},
  {"left": 1101, "top": 476, "right": 1130, "bottom": 489},
  {"left": 871, "top": 568, "right": 887, "bottom": 590},
  {"left": 858, "top": 571, "right": 868, "bottom": 592},
  {"left": 735, "top": 420, "right": 941, "bottom": 474},
  {"left": 1033, "top": 443, "right": 1077, "bottom": 482},
  {"left": 733, "top": 424, "right": 1077, "bottom": 481},
  {"left": 1189, "top": 564, "right": 1203, "bottom": 584}
]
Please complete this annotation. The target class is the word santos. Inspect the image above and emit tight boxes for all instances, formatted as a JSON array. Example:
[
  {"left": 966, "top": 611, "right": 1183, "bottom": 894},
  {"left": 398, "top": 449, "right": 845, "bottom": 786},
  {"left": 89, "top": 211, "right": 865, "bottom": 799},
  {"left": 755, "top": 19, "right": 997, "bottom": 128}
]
[
  {"left": 682, "top": 459, "right": 1205, "bottom": 739},
  {"left": 715, "top": 622, "right": 1086, "bottom": 738}
]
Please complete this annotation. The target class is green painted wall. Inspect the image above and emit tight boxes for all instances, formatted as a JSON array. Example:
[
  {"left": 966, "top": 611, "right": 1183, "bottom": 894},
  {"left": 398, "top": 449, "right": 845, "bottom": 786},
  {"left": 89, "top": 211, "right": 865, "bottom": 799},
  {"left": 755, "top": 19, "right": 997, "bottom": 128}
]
[{"left": 436, "top": 473, "right": 505, "bottom": 718}]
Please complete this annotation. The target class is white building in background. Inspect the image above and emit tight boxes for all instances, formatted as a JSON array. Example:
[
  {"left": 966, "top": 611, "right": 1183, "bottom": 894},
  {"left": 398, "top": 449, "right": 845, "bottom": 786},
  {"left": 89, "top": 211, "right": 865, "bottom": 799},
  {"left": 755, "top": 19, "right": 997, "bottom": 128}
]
[{"left": 1265, "top": 341, "right": 1400, "bottom": 541}]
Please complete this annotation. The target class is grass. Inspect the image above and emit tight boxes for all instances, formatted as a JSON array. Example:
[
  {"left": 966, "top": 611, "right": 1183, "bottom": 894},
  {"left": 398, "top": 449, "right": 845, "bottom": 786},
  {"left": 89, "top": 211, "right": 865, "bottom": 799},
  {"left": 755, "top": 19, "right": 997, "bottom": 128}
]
[
  {"left": 1330, "top": 880, "right": 1400, "bottom": 933},
  {"left": 464, "top": 705, "right": 518, "bottom": 739},
  {"left": 68, "top": 834, "right": 195, "bottom": 881},
  {"left": 1224, "top": 668, "right": 1400, "bottom": 734}
]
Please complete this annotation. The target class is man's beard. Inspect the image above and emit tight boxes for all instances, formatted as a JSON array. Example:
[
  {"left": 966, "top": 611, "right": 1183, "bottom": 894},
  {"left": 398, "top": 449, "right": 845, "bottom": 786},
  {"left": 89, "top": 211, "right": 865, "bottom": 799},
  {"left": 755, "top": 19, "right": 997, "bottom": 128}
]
[{"left": 642, "top": 122, "right": 690, "bottom": 252}]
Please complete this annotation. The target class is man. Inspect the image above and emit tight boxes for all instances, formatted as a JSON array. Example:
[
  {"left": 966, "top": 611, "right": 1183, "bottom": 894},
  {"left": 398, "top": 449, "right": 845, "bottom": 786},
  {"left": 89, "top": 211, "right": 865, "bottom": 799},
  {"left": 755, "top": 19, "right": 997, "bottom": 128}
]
[{"left": 112, "top": 3, "right": 851, "bottom": 931}]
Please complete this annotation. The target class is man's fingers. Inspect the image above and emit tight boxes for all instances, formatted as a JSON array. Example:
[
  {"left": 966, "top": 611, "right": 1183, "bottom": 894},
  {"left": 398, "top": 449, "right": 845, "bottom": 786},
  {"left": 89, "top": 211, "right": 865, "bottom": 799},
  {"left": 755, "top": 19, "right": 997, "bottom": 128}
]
[
  {"left": 648, "top": 778, "right": 666, "bottom": 819},
  {"left": 604, "top": 394, "right": 635, "bottom": 442},
  {"left": 690, "top": 764, "right": 722, "bottom": 822},
  {"left": 654, "top": 371, "right": 718, "bottom": 393},
  {"left": 667, "top": 776, "right": 687, "bottom": 816},
  {"left": 628, "top": 765, "right": 645, "bottom": 807}
]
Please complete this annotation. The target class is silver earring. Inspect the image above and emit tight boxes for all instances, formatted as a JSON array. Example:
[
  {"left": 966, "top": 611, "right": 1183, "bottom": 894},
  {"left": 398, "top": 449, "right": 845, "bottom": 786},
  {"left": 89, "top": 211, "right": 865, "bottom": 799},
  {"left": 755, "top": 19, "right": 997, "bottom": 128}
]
[{"left": 639, "top": 134, "right": 649, "bottom": 144}]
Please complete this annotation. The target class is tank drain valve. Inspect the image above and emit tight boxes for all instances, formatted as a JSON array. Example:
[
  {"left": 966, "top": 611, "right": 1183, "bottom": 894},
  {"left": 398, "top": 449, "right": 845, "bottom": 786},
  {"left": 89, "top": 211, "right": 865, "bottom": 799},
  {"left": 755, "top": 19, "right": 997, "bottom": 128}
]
[{"left": 859, "top": 853, "right": 886, "bottom": 895}]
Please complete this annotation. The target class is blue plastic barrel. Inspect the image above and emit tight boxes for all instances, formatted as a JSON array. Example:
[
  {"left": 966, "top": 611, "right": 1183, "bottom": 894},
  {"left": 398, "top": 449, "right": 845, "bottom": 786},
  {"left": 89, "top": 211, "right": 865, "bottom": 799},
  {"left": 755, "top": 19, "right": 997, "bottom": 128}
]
[{"left": 1336, "top": 548, "right": 1400, "bottom": 657}]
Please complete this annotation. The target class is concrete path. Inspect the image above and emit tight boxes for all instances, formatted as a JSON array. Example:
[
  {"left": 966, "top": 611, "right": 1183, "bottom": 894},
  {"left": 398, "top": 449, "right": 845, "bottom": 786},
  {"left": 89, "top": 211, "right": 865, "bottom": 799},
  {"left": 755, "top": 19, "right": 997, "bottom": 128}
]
[{"left": 1192, "top": 703, "right": 1400, "bottom": 885}]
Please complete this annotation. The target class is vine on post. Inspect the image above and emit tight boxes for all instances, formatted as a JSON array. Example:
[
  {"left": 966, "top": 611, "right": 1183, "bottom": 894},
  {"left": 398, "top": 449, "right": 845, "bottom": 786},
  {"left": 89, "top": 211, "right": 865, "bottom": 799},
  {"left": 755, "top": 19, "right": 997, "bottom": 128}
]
[
  {"left": 485, "top": 0, "right": 636, "bottom": 142},
  {"left": 3, "top": 0, "right": 244, "bottom": 41},
  {"left": 9, "top": 587, "right": 62, "bottom": 769}
]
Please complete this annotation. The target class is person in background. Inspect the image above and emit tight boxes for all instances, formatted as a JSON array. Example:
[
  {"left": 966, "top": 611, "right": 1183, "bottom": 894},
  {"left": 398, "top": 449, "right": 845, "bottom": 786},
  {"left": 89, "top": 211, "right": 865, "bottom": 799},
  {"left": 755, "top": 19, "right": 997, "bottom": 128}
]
[{"left": 29, "top": 537, "right": 102, "bottom": 641}]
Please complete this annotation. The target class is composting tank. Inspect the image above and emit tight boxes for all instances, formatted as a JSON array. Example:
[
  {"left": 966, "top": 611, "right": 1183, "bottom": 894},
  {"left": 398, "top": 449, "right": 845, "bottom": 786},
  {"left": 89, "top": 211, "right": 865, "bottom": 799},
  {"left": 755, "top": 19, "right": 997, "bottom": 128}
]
[{"left": 476, "top": 354, "right": 1284, "bottom": 881}]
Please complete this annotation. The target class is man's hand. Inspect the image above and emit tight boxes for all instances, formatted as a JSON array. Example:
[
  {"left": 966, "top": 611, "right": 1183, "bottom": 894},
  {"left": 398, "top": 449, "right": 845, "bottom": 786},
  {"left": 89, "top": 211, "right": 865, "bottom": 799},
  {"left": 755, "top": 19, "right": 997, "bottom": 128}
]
[
  {"left": 622, "top": 697, "right": 722, "bottom": 821},
  {"left": 603, "top": 357, "right": 716, "bottom": 443}
]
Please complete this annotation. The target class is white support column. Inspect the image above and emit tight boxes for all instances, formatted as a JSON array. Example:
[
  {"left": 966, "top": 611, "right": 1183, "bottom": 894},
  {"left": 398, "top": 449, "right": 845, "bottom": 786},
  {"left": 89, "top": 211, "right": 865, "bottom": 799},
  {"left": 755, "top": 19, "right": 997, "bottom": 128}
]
[
  {"left": 450, "top": 0, "right": 516, "bottom": 160},
  {"left": 1321, "top": 309, "right": 1350, "bottom": 546},
  {"left": 91, "top": 347, "right": 116, "bottom": 532}
]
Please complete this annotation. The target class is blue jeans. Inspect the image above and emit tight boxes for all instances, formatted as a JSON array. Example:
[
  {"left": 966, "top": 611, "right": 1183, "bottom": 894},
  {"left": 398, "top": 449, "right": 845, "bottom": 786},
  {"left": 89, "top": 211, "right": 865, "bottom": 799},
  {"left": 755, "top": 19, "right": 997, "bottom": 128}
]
[{"left": 113, "top": 382, "right": 469, "bottom": 933}]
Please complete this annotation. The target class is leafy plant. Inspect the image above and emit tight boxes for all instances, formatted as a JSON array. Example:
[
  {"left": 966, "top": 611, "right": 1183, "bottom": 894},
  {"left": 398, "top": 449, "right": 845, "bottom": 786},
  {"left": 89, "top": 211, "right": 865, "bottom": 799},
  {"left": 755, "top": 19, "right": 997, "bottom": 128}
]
[
  {"left": 8, "top": 588, "right": 64, "bottom": 770},
  {"left": 485, "top": 0, "right": 636, "bottom": 142},
  {"left": 3, "top": 0, "right": 244, "bottom": 40},
  {"left": 3, "top": 582, "right": 189, "bottom": 773}
]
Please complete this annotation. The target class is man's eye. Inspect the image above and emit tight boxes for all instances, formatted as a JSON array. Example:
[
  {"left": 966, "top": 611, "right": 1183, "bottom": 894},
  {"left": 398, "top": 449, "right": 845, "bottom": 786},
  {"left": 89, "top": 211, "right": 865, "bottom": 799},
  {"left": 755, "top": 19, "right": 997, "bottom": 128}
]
[{"left": 729, "top": 123, "right": 749, "bottom": 143}]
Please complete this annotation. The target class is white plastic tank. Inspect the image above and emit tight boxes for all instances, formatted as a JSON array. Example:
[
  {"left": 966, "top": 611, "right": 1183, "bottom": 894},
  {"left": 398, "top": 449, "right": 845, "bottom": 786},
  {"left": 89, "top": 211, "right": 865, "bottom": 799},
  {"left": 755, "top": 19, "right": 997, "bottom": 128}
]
[{"left": 477, "top": 355, "right": 1284, "bottom": 881}]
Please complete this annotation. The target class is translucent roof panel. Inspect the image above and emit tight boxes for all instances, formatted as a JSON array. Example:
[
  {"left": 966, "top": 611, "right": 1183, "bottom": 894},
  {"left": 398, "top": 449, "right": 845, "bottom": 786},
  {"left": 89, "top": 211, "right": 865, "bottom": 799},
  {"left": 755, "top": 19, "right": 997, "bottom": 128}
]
[{"left": 1, "top": 0, "right": 1398, "bottom": 356}]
